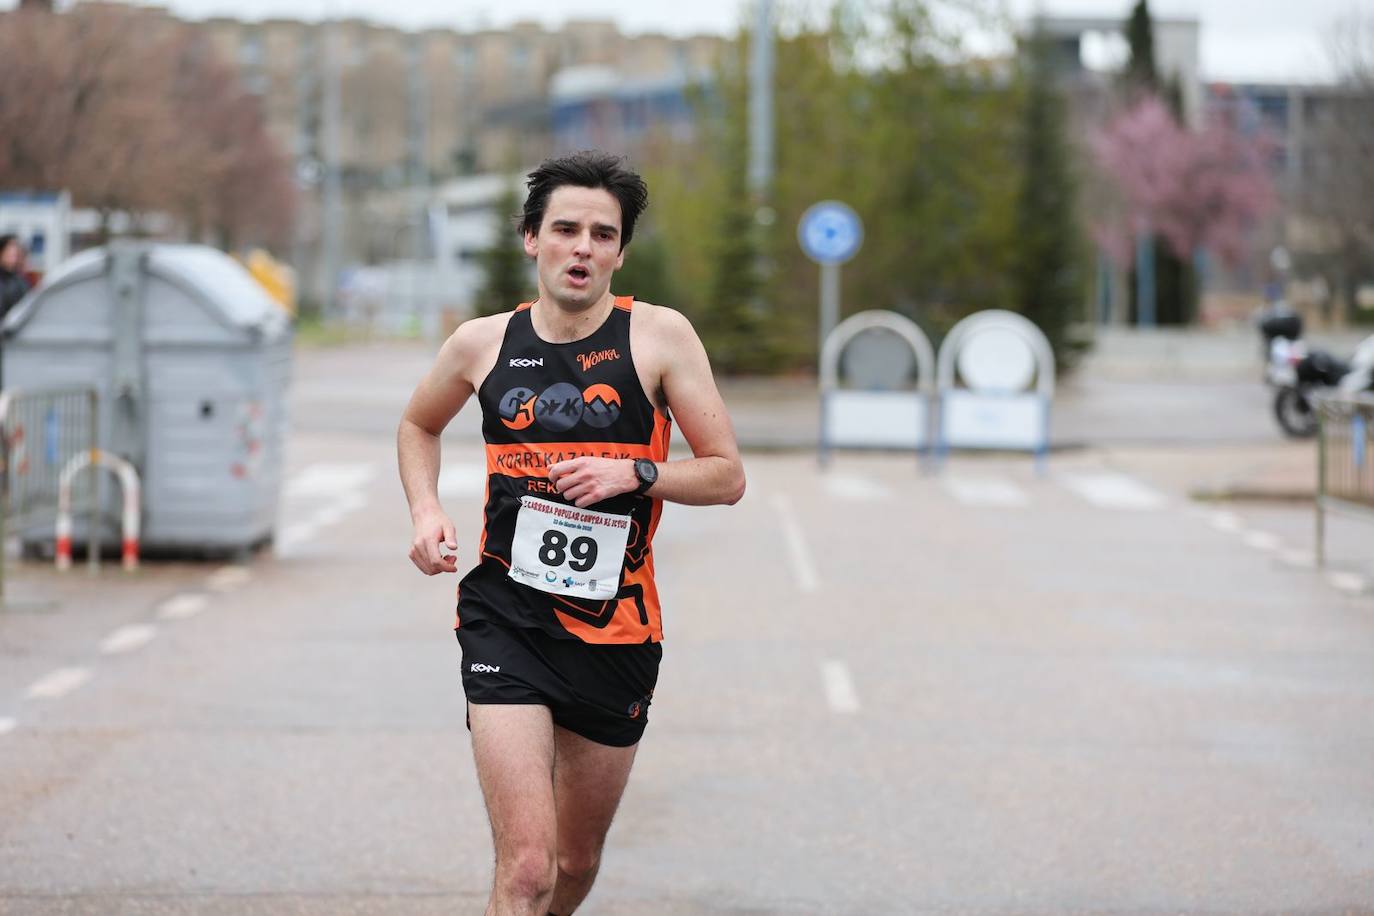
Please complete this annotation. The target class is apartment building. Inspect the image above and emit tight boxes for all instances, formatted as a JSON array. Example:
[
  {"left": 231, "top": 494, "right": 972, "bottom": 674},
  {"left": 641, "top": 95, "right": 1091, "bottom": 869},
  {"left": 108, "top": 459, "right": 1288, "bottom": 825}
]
[{"left": 191, "top": 13, "right": 722, "bottom": 301}]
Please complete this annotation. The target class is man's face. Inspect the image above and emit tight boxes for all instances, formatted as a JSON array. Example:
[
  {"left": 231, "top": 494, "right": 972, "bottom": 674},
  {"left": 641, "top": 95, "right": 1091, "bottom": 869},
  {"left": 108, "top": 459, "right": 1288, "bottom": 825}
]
[
  {"left": 0, "top": 241, "right": 20, "bottom": 272},
  {"left": 524, "top": 186, "right": 625, "bottom": 310}
]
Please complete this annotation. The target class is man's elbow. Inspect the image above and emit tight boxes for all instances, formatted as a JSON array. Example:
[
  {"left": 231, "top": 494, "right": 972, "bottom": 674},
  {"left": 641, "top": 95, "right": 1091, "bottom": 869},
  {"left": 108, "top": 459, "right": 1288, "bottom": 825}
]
[{"left": 723, "top": 466, "right": 746, "bottom": 506}]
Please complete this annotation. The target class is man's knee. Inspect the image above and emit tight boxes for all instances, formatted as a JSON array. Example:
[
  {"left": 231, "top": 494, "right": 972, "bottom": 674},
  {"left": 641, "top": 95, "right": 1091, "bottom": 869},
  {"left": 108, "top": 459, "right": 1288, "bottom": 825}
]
[
  {"left": 498, "top": 843, "right": 557, "bottom": 900},
  {"left": 557, "top": 845, "right": 602, "bottom": 884}
]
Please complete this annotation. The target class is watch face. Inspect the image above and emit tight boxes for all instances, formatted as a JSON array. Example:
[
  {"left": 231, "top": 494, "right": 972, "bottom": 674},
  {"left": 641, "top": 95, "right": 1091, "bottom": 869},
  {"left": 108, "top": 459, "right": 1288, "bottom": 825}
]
[{"left": 637, "top": 459, "right": 658, "bottom": 485}]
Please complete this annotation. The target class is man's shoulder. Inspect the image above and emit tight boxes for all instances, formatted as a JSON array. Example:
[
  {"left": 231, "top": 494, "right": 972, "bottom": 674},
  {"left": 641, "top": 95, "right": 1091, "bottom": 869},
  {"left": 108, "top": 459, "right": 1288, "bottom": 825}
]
[
  {"left": 436, "top": 311, "right": 514, "bottom": 380},
  {"left": 629, "top": 300, "right": 695, "bottom": 339},
  {"left": 449, "top": 311, "right": 515, "bottom": 348}
]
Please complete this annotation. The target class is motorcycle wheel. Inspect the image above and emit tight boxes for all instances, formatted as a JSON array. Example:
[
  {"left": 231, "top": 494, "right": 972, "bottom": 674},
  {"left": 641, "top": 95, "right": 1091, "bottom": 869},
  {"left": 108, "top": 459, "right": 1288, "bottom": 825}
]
[{"left": 1273, "top": 387, "right": 1318, "bottom": 439}]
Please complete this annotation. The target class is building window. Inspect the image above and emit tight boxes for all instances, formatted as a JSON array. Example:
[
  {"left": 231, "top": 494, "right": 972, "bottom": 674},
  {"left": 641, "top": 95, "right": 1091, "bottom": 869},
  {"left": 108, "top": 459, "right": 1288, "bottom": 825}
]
[
  {"left": 454, "top": 42, "right": 475, "bottom": 79},
  {"left": 511, "top": 42, "right": 530, "bottom": 83},
  {"left": 240, "top": 31, "right": 264, "bottom": 67}
]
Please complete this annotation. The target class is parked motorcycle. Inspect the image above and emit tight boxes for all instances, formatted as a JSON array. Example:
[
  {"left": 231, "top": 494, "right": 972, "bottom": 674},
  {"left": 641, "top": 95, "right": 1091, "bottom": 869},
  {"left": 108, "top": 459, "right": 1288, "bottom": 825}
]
[{"left": 1258, "top": 306, "right": 1374, "bottom": 439}]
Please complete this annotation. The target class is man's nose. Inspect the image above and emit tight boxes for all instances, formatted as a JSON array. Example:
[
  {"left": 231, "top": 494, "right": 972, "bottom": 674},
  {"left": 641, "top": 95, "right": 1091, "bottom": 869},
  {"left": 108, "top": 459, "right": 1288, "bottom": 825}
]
[{"left": 572, "top": 231, "right": 592, "bottom": 256}]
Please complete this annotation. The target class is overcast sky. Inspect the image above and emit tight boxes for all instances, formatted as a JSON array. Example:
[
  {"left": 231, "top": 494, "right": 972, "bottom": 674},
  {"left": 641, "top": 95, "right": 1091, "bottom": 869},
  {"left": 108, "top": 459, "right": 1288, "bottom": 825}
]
[{"left": 41, "top": 0, "right": 1369, "bottom": 83}]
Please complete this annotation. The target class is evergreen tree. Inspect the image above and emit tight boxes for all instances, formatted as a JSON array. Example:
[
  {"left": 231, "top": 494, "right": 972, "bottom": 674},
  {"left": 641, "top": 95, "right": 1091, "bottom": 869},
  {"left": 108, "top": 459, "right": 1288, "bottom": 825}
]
[
  {"left": 475, "top": 180, "right": 532, "bottom": 317},
  {"left": 1015, "top": 32, "right": 1084, "bottom": 368},
  {"left": 1155, "top": 74, "right": 1197, "bottom": 325},
  {"left": 699, "top": 128, "right": 767, "bottom": 373},
  {"left": 1123, "top": 0, "right": 1157, "bottom": 92},
  {"left": 610, "top": 226, "right": 677, "bottom": 307},
  {"left": 1120, "top": 0, "right": 1195, "bottom": 325}
]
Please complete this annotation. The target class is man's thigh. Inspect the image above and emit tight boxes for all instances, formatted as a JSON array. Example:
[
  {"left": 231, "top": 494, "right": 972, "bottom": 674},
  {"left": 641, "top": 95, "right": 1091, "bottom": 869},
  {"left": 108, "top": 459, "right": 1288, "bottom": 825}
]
[
  {"left": 553, "top": 724, "right": 640, "bottom": 854},
  {"left": 470, "top": 703, "right": 557, "bottom": 848}
]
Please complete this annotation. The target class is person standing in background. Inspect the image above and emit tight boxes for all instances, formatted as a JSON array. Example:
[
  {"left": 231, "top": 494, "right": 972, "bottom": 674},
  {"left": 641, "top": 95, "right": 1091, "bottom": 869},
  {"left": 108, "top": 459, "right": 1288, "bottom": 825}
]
[{"left": 0, "top": 235, "right": 30, "bottom": 318}]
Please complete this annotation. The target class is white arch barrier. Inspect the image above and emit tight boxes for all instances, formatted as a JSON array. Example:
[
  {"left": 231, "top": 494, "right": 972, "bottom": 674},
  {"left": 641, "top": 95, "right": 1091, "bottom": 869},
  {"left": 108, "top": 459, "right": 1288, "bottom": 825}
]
[
  {"left": 819, "top": 310, "right": 936, "bottom": 464},
  {"left": 935, "top": 310, "right": 1055, "bottom": 467},
  {"left": 56, "top": 449, "right": 142, "bottom": 571}
]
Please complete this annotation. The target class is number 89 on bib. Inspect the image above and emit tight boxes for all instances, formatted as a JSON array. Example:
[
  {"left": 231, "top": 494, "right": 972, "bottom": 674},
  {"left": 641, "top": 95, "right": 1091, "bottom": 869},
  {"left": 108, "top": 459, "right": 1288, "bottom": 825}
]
[{"left": 508, "top": 495, "right": 630, "bottom": 600}]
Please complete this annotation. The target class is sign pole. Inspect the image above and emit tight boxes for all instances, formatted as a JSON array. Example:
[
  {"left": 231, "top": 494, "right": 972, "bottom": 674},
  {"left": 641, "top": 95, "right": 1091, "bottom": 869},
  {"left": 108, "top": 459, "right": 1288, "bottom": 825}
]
[{"left": 820, "top": 261, "right": 840, "bottom": 368}]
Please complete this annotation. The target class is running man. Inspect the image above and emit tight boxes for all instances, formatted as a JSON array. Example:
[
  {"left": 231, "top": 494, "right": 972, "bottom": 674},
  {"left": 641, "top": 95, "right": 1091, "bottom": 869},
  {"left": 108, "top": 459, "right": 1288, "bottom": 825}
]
[{"left": 397, "top": 151, "right": 745, "bottom": 916}]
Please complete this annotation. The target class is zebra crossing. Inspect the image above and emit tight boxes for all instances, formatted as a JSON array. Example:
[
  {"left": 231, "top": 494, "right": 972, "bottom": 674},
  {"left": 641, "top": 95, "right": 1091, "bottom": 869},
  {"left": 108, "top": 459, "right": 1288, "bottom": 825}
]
[
  {"left": 819, "top": 469, "right": 1171, "bottom": 511},
  {"left": 276, "top": 461, "right": 378, "bottom": 554}
]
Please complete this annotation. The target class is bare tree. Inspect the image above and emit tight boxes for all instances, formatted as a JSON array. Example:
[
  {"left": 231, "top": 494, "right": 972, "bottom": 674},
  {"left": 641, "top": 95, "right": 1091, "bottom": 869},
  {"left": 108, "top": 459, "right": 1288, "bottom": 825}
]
[
  {"left": 1298, "top": 11, "right": 1374, "bottom": 320},
  {"left": 0, "top": 4, "right": 295, "bottom": 251}
]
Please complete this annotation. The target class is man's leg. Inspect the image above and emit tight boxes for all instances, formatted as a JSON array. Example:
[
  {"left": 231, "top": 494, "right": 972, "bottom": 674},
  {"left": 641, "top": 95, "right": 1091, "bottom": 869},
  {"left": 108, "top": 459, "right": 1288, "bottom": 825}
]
[
  {"left": 469, "top": 703, "right": 558, "bottom": 916},
  {"left": 547, "top": 726, "right": 640, "bottom": 915}
]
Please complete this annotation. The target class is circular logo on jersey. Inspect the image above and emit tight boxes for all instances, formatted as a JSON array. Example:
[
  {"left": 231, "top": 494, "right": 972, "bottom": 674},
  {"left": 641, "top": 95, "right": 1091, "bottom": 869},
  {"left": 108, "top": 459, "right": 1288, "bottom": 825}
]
[
  {"left": 498, "top": 387, "right": 537, "bottom": 430},
  {"left": 627, "top": 701, "right": 642, "bottom": 719},
  {"left": 581, "top": 384, "right": 622, "bottom": 429},
  {"left": 534, "top": 382, "right": 585, "bottom": 432}
]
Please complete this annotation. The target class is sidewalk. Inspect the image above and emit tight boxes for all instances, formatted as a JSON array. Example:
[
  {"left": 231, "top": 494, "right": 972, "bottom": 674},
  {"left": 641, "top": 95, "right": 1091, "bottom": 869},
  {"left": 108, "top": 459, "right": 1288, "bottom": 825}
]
[{"left": 288, "top": 337, "right": 1321, "bottom": 499}]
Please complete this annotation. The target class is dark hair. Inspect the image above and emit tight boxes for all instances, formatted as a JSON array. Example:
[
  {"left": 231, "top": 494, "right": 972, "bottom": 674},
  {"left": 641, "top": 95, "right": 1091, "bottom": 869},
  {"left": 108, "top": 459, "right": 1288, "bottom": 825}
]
[{"left": 519, "top": 151, "right": 648, "bottom": 250}]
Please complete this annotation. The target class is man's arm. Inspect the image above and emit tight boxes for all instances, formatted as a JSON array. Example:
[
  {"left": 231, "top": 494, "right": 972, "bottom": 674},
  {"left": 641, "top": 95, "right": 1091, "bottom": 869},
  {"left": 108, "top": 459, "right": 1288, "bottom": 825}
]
[
  {"left": 397, "top": 318, "right": 492, "bottom": 574},
  {"left": 550, "top": 307, "right": 745, "bottom": 508}
]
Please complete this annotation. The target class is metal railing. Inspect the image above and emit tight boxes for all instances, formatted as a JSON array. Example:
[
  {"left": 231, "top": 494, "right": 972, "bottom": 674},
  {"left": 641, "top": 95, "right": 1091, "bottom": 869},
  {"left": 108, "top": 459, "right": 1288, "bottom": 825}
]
[
  {"left": 0, "top": 386, "right": 100, "bottom": 599},
  {"left": 1315, "top": 392, "right": 1374, "bottom": 567}
]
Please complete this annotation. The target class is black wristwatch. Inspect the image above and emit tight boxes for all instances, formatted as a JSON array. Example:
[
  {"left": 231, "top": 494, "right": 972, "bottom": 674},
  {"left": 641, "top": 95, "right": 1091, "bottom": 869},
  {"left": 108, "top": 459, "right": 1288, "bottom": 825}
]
[{"left": 633, "top": 458, "right": 658, "bottom": 495}]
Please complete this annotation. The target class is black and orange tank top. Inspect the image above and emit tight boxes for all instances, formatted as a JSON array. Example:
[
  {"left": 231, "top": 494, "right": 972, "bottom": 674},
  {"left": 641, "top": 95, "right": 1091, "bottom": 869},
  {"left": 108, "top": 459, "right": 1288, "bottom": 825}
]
[{"left": 455, "top": 296, "right": 672, "bottom": 644}]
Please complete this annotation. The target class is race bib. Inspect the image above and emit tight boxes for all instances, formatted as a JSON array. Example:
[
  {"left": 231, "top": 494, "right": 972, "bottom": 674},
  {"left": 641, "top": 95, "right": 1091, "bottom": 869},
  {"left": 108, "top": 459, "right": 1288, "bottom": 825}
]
[{"left": 508, "top": 496, "right": 630, "bottom": 600}]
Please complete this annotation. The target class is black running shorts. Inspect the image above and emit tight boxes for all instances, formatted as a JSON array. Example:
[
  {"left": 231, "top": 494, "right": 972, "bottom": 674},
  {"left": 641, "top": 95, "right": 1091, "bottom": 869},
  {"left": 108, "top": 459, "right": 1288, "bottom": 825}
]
[{"left": 455, "top": 621, "right": 662, "bottom": 748}]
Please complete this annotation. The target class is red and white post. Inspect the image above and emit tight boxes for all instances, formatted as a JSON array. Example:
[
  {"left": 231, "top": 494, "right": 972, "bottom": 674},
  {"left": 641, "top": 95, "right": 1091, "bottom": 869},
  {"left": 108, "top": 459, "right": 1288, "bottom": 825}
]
[{"left": 56, "top": 449, "right": 141, "bottom": 572}]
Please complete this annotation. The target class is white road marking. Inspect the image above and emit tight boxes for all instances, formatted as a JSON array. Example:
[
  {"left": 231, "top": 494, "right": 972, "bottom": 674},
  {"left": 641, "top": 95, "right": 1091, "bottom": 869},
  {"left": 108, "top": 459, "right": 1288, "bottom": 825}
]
[
  {"left": 99, "top": 624, "right": 157, "bottom": 655},
  {"left": 1057, "top": 472, "right": 1165, "bottom": 510},
  {"left": 1280, "top": 550, "right": 1316, "bottom": 569},
  {"left": 943, "top": 476, "right": 1028, "bottom": 508},
  {"left": 0, "top": 717, "right": 15, "bottom": 735},
  {"left": 335, "top": 492, "right": 368, "bottom": 514},
  {"left": 157, "top": 594, "right": 209, "bottom": 620},
  {"left": 207, "top": 565, "right": 253, "bottom": 592},
  {"left": 312, "top": 508, "right": 347, "bottom": 527},
  {"left": 821, "top": 473, "right": 891, "bottom": 503},
  {"left": 438, "top": 464, "right": 487, "bottom": 499},
  {"left": 25, "top": 667, "right": 92, "bottom": 700},
  {"left": 1242, "top": 531, "right": 1283, "bottom": 552},
  {"left": 284, "top": 463, "right": 376, "bottom": 498},
  {"left": 1327, "top": 572, "right": 1367, "bottom": 594},
  {"left": 275, "top": 522, "right": 319, "bottom": 548},
  {"left": 821, "top": 660, "right": 861, "bottom": 714},
  {"left": 770, "top": 494, "right": 819, "bottom": 593},
  {"left": 1209, "top": 511, "right": 1243, "bottom": 533}
]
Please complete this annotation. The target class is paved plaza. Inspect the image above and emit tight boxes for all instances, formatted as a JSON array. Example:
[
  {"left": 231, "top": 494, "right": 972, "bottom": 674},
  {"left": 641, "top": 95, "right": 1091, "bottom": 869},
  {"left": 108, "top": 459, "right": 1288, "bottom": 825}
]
[{"left": 1, "top": 343, "right": 1371, "bottom": 914}]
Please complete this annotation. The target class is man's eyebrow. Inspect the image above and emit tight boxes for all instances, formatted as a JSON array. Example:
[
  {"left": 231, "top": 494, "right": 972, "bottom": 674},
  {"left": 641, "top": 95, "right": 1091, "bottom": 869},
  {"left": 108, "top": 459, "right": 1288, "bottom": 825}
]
[{"left": 549, "top": 218, "right": 619, "bottom": 236}]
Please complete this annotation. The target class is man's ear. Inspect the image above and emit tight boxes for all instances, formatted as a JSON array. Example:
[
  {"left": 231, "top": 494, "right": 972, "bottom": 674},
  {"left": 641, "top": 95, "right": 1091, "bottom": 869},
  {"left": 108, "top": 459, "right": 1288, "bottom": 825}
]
[
  {"left": 523, "top": 230, "right": 538, "bottom": 258},
  {"left": 614, "top": 245, "right": 626, "bottom": 271}
]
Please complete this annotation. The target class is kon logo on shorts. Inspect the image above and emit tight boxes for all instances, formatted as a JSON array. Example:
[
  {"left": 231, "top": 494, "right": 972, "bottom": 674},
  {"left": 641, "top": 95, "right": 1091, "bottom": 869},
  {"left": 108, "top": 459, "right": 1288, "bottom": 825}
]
[{"left": 469, "top": 663, "right": 502, "bottom": 673}]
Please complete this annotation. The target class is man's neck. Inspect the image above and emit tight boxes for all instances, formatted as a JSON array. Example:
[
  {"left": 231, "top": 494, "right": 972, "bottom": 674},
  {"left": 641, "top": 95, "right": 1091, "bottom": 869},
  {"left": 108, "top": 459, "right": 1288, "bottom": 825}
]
[{"left": 530, "top": 293, "right": 615, "bottom": 344}]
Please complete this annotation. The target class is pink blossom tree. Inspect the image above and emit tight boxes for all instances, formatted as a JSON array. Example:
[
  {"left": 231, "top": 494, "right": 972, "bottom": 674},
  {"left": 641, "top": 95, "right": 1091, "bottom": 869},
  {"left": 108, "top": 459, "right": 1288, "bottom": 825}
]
[{"left": 1091, "top": 95, "right": 1277, "bottom": 270}]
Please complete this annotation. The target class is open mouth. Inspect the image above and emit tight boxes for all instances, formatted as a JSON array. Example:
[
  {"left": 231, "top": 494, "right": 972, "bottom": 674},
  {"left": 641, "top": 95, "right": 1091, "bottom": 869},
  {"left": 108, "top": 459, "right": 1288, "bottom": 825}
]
[{"left": 567, "top": 265, "right": 590, "bottom": 283}]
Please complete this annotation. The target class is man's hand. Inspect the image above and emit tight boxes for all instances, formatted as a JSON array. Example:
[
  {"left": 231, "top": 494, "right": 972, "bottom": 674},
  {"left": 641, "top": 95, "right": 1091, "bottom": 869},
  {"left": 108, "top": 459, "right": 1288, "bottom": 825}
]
[
  {"left": 548, "top": 457, "right": 638, "bottom": 508},
  {"left": 409, "top": 507, "right": 458, "bottom": 575}
]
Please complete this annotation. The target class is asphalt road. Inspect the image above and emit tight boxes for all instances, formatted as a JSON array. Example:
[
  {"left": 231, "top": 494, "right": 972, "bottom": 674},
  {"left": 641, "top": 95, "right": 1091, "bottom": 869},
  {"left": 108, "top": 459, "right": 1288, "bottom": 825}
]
[{"left": 2, "top": 344, "right": 1372, "bottom": 914}]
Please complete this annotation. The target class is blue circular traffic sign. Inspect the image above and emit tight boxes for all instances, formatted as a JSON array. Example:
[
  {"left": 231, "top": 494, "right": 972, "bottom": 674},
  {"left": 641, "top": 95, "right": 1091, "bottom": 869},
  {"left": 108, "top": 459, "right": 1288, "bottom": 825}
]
[{"left": 798, "top": 200, "right": 863, "bottom": 265}]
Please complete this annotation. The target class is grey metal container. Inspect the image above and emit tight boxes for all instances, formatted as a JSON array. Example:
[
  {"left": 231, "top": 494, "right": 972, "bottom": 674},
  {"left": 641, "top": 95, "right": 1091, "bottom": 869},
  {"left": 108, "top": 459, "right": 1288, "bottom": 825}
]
[{"left": 1, "top": 242, "right": 292, "bottom": 555}]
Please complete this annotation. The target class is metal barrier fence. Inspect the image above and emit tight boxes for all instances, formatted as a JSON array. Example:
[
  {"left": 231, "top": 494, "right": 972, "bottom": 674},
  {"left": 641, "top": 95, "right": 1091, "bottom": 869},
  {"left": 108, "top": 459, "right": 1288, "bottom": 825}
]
[
  {"left": 0, "top": 386, "right": 99, "bottom": 598},
  {"left": 1316, "top": 393, "right": 1374, "bottom": 567}
]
